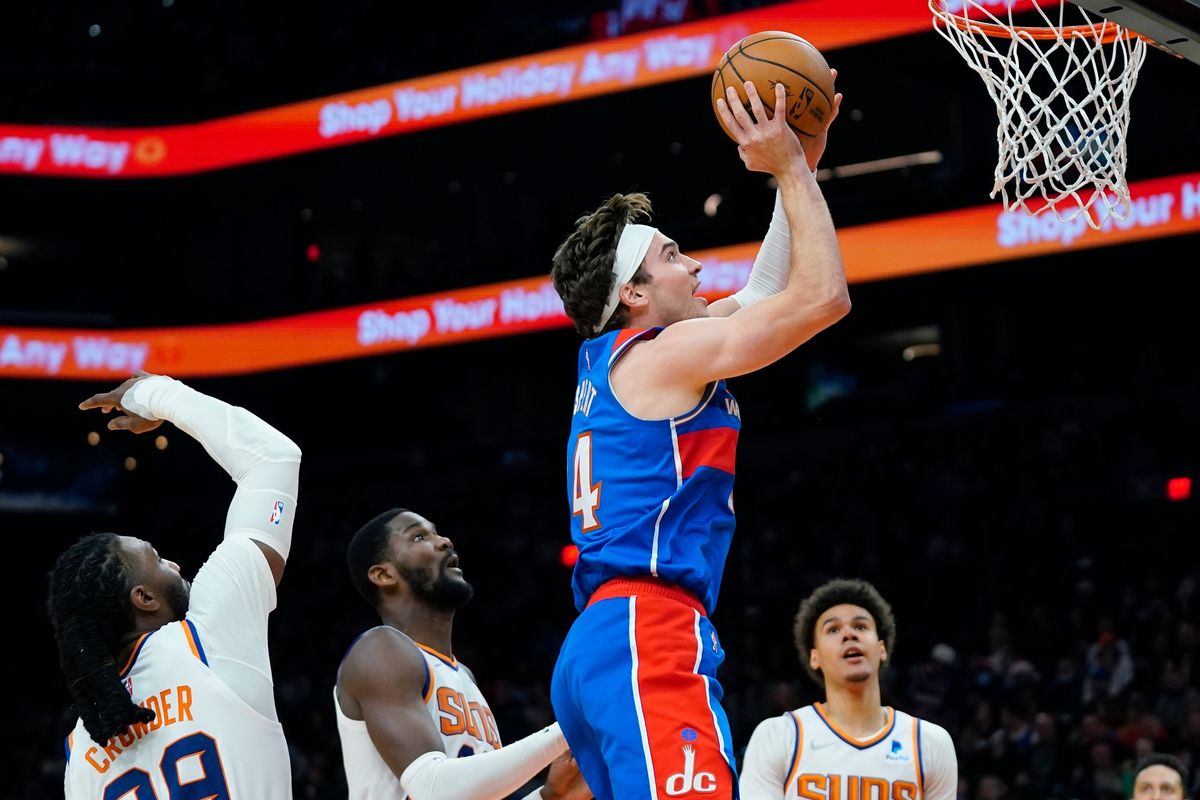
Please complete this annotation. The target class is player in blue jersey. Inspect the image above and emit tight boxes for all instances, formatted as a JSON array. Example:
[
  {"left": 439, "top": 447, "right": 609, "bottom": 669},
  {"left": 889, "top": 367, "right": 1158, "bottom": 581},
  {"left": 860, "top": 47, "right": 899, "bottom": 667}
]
[{"left": 547, "top": 79, "right": 850, "bottom": 800}]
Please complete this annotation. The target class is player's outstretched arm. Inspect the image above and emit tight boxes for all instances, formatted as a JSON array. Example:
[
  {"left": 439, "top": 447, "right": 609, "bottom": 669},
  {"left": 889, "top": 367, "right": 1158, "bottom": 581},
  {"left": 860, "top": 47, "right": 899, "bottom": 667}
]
[
  {"left": 708, "top": 71, "right": 840, "bottom": 319},
  {"left": 80, "top": 371, "right": 302, "bottom": 586},
  {"left": 655, "top": 81, "right": 849, "bottom": 388},
  {"left": 338, "top": 628, "right": 571, "bottom": 800}
]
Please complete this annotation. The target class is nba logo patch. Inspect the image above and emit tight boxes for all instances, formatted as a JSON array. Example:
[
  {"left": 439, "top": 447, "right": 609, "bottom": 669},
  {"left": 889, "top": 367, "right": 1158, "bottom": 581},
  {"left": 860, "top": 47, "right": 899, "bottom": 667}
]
[
  {"left": 124, "top": 677, "right": 133, "bottom": 696},
  {"left": 269, "top": 500, "right": 285, "bottom": 525}
]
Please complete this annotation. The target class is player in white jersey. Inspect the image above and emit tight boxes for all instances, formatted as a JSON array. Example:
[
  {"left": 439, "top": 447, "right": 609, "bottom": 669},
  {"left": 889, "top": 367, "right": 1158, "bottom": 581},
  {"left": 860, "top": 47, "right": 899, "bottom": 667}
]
[
  {"left": 335, "top": 508, "right": 592, "bottom": 800},
  {"left": 739, "top": 579, "right": 958, "bottom": 800},
  {"left": 50, "top": 372, "right": 302, "bottom": 799}
]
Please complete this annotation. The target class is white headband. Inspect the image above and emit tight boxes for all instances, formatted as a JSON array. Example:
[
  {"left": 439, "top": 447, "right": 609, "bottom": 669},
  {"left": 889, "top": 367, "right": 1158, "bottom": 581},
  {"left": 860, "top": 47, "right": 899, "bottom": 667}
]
[{"left": 593, "top": 223, "right": 658, "bottom": 335}]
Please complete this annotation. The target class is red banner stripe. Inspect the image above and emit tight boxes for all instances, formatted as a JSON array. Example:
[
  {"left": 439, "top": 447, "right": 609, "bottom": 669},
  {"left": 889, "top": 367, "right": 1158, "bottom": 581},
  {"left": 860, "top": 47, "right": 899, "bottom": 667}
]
[
  {"left": 2, "top": 170, "right": 1196, "bottom": 381},
  {"left": 0, "top": 1, "right": 1052, "bottom": 179}
]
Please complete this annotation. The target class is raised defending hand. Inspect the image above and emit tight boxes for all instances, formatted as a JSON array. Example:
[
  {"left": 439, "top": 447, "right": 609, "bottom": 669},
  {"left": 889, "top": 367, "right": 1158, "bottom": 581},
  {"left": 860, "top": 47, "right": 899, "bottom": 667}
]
[
  {"left": 541, "top": 750, "right": 593, "bottom": 800},
  {"left": 78, "top": 371, "right": 164, "bottom": 433},
  {"left": 800, "top": 68, "right": 842, "bottom": 173},
  {"left": 715, "top": 80, "right": 806, "bottom": 176}
]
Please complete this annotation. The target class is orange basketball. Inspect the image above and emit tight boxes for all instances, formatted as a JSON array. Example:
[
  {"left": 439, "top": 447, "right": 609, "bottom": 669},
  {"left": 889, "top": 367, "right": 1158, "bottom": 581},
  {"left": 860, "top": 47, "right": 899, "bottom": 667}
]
[{"left": 711, "top": 31, "right": 835, "bottom": 140}]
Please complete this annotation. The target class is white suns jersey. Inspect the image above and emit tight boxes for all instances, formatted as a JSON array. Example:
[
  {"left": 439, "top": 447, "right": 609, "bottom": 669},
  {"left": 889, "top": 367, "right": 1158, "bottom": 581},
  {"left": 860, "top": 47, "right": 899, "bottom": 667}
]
[
  {"left": 64, "top": 538, "right": 292, "bottom": 799},
  {"left": 739, "top": 705, "right": 958, "bottom": 800},
  {"left": 335, "top": 637, "right": 502, "bottom": 800}
]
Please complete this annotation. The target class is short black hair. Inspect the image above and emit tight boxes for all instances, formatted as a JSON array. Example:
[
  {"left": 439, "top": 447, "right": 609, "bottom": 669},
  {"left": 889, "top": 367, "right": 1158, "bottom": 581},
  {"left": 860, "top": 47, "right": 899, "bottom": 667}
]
[
  {"left": 1133, "top": 753, "right": 1188, "bottom": 794},
  {"left": 793, "top": 578, "right": 897, "bottom": 687},
  {"left": 346, "top": 508, "right": 409, "bottom": 610}
]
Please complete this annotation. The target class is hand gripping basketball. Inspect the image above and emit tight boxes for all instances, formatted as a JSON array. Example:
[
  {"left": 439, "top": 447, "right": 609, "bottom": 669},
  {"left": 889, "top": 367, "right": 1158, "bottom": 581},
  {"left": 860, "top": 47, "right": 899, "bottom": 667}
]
[{"left": 715, "top": 81, "right": 805, "bottom": 176}]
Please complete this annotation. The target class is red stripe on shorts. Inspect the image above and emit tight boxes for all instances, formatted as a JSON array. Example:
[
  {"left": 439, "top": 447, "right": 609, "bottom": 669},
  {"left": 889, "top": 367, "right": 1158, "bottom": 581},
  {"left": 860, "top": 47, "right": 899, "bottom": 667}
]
[{"left": 632, "top": 596, "right": 731, "bottom": 798}]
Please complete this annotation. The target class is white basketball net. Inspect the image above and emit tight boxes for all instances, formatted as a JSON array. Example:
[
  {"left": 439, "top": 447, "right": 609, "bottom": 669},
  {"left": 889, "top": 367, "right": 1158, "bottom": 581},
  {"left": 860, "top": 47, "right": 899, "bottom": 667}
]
[{"left": 931, "top": 0, "right": 1147, "bottom": 228}]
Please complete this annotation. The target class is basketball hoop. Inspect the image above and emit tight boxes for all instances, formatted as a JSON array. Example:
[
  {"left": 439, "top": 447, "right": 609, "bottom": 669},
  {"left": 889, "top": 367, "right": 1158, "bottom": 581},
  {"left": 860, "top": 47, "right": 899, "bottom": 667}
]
[{"left": 931, "top": 0, "right": 1148, "bottom": 229}]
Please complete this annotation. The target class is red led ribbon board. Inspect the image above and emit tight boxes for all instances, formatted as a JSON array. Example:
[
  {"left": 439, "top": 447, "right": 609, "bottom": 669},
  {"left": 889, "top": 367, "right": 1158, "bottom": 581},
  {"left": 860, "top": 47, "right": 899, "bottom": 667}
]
[
  {"left": 0, "top": 0, "right": 1044, "bottom": 179},
  {"left": 3, "top": 169, "right": 1195, "bottom": 381}
]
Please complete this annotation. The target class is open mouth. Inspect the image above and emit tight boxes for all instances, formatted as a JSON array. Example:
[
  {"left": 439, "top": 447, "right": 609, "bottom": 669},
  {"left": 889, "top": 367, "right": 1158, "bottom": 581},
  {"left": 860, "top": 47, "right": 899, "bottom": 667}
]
[
  {"left": 444, "top": 554, "right": 461, "bottom": 572},
  {"left": 843, "top": 647, "right": 865, "bottom": 660}
]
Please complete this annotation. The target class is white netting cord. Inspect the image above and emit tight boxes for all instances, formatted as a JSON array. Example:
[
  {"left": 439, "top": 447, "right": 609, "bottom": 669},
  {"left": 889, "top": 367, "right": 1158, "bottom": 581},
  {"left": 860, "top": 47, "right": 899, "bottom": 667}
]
[{"left": 931, "top": 0, "right": 1147, "bottom": 229}]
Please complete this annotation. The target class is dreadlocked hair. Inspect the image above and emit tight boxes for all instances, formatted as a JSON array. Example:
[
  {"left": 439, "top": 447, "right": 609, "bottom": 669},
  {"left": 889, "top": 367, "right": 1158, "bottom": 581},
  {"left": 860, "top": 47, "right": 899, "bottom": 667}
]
[
  {"left": 47, "top": 532, "right": 156, "bottom": 743},
  {"left": 551, "top": 192, "right": 654, "bottom": 337}
]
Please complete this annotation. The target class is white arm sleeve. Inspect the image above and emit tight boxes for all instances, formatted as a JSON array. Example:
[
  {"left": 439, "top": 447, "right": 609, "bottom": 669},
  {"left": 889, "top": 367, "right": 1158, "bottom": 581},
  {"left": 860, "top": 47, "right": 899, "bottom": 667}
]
[
  {"left": 739, "top": 715, "right": 793, "bottom": 800},
  {"left": 123, "top": 375, "right": 301, "bottom": 560},
  {"left": 919, "top": 722, "right": 959, "bottom": 800},
  {"left": 730, "top": 189, "right": 791, "bottom": 309},
  {"left": 400, "top": 723, "right": 567, "bottom": 800}
]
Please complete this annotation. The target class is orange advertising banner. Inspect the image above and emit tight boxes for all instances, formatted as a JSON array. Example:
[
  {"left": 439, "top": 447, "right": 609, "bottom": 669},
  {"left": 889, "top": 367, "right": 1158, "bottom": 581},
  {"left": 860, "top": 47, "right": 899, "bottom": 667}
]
[
  {"left": 4, "top": 170, "right": 1194, "bottom": 381},
  {"left": 0, "top": 0, "right": 1030, "bottom": 179}
]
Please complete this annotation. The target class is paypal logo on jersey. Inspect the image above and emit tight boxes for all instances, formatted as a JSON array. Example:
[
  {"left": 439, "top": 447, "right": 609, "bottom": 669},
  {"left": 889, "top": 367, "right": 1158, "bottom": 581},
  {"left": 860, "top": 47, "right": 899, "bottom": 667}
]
[{"left": 886, "top": 739, "right": 911, "bottom": 762}]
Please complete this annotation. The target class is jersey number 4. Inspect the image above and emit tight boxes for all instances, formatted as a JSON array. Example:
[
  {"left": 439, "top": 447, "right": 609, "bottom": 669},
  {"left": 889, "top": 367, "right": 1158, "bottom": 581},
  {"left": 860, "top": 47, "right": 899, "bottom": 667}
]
[{"left": 572, "top": 432, "right": 602, "bottom": 532}]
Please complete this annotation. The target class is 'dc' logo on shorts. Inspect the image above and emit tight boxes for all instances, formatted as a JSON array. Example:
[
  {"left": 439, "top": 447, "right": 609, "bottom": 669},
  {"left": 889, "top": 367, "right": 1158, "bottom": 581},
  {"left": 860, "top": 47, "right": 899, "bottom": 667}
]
[
  {"left": 133, "top": 136, "right": 167, "bottom": 165},
  {"left": 665, "top": 744, "right": 717, "bottom": 796}
]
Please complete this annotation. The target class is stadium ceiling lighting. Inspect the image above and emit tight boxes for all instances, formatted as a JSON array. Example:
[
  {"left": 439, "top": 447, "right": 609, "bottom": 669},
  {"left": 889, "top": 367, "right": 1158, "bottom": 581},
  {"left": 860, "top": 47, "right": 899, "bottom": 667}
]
[
  {"left": 903, "top": 343, "right": 943, "bottom": 361},
  {"left": 0, "top": 236, "right": 33, "bottom": 256},
  {"left": 816, "top": 150, "right": 944, "bottom": 181}
]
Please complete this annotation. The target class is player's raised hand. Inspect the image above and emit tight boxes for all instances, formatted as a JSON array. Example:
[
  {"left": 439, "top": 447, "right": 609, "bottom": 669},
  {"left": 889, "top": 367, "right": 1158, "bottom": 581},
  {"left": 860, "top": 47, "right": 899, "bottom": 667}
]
[
  {"left": 715, "top": 80, "right": 804, "bottom": 176},
  {"left": 800, "top": 68, "right": 841, "bottom": 173},
  {"left": 541, "top": 750, "right": 593, "bottom": 800},
  {"left": 79, "top": 371, "right": 164, "bottom": 434}
]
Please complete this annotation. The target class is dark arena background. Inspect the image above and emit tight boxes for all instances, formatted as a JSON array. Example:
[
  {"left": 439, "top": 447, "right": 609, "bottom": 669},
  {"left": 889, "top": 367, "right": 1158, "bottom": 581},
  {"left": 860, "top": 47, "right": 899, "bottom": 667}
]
[{"left": 2, "top": 1, "right": 1198, "bottom": 798}]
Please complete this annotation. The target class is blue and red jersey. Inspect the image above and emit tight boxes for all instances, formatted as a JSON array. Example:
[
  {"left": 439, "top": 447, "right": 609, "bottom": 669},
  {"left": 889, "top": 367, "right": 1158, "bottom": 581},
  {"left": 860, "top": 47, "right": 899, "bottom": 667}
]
[{"left": 566, "top": 327, "right": 741, "bottom": 614}]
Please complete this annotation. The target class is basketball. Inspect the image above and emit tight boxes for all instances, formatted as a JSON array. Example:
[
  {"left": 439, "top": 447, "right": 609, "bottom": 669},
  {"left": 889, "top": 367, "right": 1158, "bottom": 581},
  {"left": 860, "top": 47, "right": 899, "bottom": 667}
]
[{"left": 711, "top": 31, "right": 835, "bottom": 140}]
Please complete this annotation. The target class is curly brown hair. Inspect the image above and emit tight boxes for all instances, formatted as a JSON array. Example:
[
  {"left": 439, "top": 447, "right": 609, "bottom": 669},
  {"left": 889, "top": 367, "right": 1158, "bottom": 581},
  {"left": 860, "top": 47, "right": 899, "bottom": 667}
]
[
  {"left": 551, "top": 192, "right": 655, "bottom": 337},
  {"left": 792, "top": 578, "right": 897, "bottom": 688}
]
